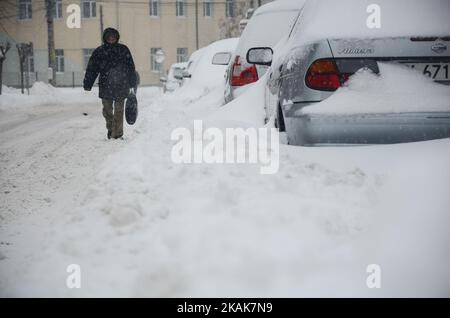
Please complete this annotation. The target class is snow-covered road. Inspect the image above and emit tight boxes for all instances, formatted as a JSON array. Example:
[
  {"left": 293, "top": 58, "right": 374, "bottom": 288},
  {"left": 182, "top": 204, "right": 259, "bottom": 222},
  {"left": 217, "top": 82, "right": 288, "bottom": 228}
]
[
  {"left": 1, "top": 102, "right": 106, "bottom": 222},
  {"left": 0, "top": 87, "right": 160, "bottom": 293},
  {"left": 1, "top": 85, "right": 449, "bottom": 297}
]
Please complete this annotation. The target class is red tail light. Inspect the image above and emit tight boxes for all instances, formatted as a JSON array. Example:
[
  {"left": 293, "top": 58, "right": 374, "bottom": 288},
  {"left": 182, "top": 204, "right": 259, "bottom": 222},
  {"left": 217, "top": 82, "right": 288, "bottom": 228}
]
[
  {"left": 305, "top": 59, "right": 350, "bottom": 91},
  {"left": 231, "top": 55, "right": 259, "bottom": 86}
]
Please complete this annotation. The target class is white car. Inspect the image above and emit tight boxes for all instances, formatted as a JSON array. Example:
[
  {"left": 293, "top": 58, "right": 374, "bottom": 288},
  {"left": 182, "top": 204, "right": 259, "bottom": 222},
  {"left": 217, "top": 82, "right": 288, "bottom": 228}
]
[
  {"left": 179, "top": 38, "right": 239, "bottom": 99},
  {"left": 224, "top": 0, "right": 306, "bottom": 104}
]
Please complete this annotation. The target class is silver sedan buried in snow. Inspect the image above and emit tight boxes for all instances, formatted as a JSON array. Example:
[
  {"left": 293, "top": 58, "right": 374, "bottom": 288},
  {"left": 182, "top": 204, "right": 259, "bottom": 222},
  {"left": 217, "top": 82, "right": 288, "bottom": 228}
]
[{"left": 247, "top": 0, "right": 450, "bottom": 146}]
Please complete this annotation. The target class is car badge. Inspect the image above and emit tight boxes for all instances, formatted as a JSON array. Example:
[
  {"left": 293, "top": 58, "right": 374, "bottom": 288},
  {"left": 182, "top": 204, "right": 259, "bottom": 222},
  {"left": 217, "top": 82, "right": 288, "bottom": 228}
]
[{"left": 431, "top": 41, "right": 447, "bottom": 54}]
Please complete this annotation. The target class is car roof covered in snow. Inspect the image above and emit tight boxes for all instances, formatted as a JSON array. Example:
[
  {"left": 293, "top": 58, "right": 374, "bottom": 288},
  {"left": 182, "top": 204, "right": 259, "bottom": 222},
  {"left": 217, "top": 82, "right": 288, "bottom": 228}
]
[
  {"left": 254, "top": 0, "right": 306, "bottom": 16},
  {"left": 170, "top": 62, "right": 188, "bottom": 69},
  {"left": 234, "top": 0, "right": 305, "bottom": 59},
  {"left": 292, "top": 0, "right": 450, "bottom": 44}
]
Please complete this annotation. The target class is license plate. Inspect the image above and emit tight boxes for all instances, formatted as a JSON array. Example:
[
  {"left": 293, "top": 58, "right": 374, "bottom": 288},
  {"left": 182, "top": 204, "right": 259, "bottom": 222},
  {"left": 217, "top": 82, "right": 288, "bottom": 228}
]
[{"left": 403, "top": 63, "right": 450, "bottom": 81}]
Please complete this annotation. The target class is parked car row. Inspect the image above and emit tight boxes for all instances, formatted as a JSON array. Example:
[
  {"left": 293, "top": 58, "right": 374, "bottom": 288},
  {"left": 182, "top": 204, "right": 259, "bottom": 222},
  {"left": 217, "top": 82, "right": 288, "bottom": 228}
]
[
  {"left": 230, "top": 0, "right": 450, "bottom": 145},
  {"left": 171, "top": 0, "right": 450, "bottom": 146}
]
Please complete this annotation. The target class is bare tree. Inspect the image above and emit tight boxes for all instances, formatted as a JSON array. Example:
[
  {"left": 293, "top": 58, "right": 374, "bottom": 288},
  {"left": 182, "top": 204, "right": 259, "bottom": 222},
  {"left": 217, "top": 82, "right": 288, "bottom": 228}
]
[
  {"left": 0, "top": 42, "right": 11, "bottom": 95},
  {"left": 218, "top": 1, "right": 250, "bottom": 39}
]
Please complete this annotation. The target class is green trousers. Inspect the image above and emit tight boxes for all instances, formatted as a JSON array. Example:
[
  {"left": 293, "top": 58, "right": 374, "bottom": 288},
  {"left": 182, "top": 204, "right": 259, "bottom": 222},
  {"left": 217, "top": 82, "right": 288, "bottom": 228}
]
[{"left": 102, "top": 98, "right": 125, "bottom": 138}]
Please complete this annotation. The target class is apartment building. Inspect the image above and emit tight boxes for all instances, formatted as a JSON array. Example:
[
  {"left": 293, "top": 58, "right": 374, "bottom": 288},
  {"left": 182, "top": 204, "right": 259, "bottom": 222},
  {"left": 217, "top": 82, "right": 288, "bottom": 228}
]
[{"left": 0, "top": 0, "right": 273, "bottom": 87}]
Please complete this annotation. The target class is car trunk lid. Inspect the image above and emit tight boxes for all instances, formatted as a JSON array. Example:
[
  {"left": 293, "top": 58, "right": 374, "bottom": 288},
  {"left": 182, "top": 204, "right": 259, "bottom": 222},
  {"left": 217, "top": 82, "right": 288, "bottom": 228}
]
[{"left": 327, "top": 37, "right": 450, "bottom": 83}]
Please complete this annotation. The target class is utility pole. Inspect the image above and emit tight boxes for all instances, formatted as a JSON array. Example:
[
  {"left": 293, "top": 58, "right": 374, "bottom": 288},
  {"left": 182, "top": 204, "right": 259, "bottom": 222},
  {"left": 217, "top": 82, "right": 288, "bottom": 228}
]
[
  {"left": 195, "top": 0, "right": 199, "bottom": 50},
  {"left": 115, "top": 0, "right": 120, "bottom": 29},
  {"left": 100, "top": 5, "right": 104, "bottom": 43},
  {"left": 0, "top": 42, "right": 11, "bottom": 95},
  {"left": 45, "top": 0, "right": 56, "bottom": 86}
]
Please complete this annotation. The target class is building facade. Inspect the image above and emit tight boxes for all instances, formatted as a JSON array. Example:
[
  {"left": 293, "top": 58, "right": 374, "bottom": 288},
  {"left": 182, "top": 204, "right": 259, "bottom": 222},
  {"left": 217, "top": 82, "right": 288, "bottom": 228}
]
[{"left": 0, "top": 0, "right": 273, "bottom": 87}]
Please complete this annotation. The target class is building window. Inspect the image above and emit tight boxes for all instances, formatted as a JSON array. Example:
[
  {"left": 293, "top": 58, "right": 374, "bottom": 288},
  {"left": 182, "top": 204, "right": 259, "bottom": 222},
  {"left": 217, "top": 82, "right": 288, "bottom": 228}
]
[
  {"left": 203, "top": 0, "right": 213, "bottom": 17},
  {"left": 176, "top": 0, "right": 185, "bottom": 17},
  {"left": 225, "top": 0, "right": 235, "bottom": 18},
  {"left": 54, "top": 0, "right": 63, "bottom": 19},
  {"left": 177, "top": 48, "right": 188, "bottom": 63},
  {"left": 83, "top": 0, "right": 96, "bottom": 18},
  {"left": 150, "top": 48, "right": 162, "bottom": 72},
  {"left": 27, "top": 51, "right": 34, "bottom": 73},
  {"left": 19, "top": 0, "right": 32, "bottom": 20},
  {"left": 83, "top": 48, "right": 95, "bottom": 69},
  {"left": 149, "top": 0, "right": 160, "bottom": 17},
  {"left": 55, "top": 49, "right": 65, "bottom": 72}
]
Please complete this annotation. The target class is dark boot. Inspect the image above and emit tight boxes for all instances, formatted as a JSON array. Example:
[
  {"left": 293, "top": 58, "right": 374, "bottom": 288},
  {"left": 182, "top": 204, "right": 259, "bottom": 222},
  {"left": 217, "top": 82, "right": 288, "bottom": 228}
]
[{"left": 107, "top": 131, "right": 112, "bottom": 139}]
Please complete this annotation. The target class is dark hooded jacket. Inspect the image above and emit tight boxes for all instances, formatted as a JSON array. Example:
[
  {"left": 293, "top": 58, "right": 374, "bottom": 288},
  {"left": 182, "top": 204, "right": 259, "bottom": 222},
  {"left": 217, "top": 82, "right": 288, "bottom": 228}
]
[{"left": 83, "top": 28, "right": 137, "bottom": 100}]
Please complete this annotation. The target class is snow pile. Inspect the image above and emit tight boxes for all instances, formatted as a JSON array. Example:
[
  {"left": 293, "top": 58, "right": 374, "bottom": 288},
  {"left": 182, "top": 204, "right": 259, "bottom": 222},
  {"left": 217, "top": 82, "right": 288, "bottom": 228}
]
[
  {"left": 0, "top": 82, "right": 98, "bottom": 111},
  {"left": 296, "top": 0, "right": 450, "bottom": 44},
  {"left": 1, "top": 77, "right": 450, "bottom": 297},
  {"left": 302, "top": 63, "right": 450, "bottom": 115},
  {"left": 206, "top": 73, "right": 267, "bottom": 128},
  {"left": 1, "top": 85, "right": 18, "bottom": 94},
  {"left": 28, "top": 81, "right": 57, "bottom": 95},
  {"left": 1, "top": 39, "right": 450, "bottom": 297}
]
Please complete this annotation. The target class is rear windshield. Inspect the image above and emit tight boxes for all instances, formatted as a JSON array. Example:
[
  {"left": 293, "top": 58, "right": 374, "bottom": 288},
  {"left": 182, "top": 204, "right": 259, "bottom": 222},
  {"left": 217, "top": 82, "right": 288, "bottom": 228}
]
[{"left": 236, "top": 10, "right": 299, "bottom": 58}]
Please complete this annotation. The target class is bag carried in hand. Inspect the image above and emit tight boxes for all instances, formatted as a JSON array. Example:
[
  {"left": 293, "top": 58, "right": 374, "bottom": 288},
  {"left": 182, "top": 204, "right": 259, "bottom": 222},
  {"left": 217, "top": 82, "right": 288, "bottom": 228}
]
[{"left": 125, "top": 93, "right": 138, "bottom": 125}]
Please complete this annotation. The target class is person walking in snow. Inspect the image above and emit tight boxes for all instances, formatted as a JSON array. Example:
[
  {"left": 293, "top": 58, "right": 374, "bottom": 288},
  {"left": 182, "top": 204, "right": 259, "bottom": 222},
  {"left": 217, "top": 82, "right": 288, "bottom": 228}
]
[{"left": 83, "top": 28, "right": 137, "bottom": 139}]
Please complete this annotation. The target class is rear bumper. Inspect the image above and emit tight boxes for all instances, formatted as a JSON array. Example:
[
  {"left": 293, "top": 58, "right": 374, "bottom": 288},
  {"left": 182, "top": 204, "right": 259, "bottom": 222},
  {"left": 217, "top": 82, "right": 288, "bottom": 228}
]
[{"left": 285, "top": 111, "right": 450, "bottom": 146}]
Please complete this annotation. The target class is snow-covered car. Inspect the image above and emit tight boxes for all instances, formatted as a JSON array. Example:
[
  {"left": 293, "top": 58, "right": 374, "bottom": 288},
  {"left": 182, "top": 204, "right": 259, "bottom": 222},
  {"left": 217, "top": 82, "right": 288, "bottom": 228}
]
[
  {"left": 248, "top": 0, "right": 450, "bottom": 146},
  {"left": 223, "top": 0, "right": 305, "bottom": 104},
  {"left": 178, "top": 38, "right": 239, "bottom": 99},
  {"left": 181, "top": 47, "right": 207, "bottom": 85},
  {"left": 164, "top": 62, "right": 187, "bottom": 93}
]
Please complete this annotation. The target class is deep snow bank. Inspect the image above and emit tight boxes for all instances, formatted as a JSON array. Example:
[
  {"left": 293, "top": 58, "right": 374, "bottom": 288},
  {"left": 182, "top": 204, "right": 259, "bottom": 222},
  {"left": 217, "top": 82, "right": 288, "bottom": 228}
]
[
  {"left": 206, "top": 74, "right": 268, "bottom": 128},
  {"left": 1, "top": 81, "right": 449, "bottom": 297},
  {"left": 0, "top": 82, "right": 98, "bottom": 111}
]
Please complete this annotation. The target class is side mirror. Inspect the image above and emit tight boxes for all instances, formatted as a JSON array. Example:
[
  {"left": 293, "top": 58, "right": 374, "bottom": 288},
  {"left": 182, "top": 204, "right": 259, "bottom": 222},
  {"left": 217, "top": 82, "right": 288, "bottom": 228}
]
[
  {"left": 212, "top": 52, "right": 232, "bottom": 65},
  {"left": 173, "top": 69, "right": 184, "bottom": 80},
  {"left": 247, "top": 47, "right": 273, "bottom": 66},
  {"left": 182, "top": 70, "right": 191, "bottom": 78}
]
